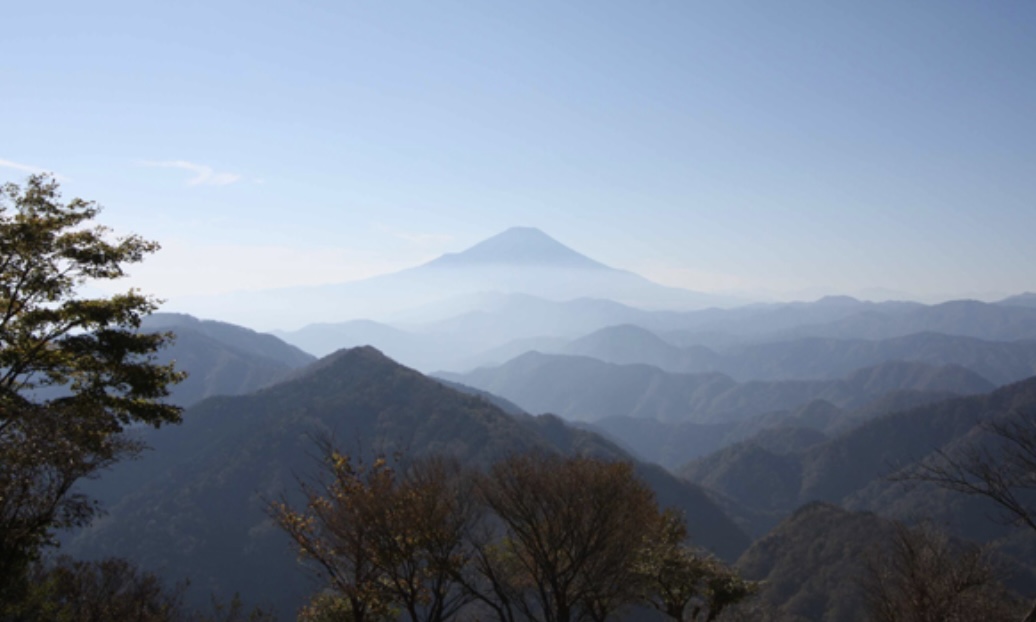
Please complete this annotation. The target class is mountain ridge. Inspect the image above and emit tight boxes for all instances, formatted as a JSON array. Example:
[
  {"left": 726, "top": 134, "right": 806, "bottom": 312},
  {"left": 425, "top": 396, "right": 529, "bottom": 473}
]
[
  {"left": 440, "top": 354, "right": 995, "bottom": 424},
  {"left": 69, "top": 345, "right": 748, "bottom": 616}
]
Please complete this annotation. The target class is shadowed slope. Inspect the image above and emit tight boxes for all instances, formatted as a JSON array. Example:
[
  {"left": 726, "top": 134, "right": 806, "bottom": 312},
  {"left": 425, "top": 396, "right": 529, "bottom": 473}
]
[{"left": 70, "top": 347, "right": 747, "bottom": 616}]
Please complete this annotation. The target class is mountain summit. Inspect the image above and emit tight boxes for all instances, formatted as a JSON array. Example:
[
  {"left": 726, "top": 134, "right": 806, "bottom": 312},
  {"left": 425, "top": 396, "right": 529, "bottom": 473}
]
[
  {"left": 174, "top": 227, "right": 732, "bottom": 329},
  {"left": 426, "top": 227, "right": 608, "bottom": 269}
]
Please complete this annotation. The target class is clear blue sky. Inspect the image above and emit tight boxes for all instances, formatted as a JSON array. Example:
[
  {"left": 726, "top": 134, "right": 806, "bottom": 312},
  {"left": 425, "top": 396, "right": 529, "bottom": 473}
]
[{"left": 3, "top": 1, "right": 1034, "bottom": 304}]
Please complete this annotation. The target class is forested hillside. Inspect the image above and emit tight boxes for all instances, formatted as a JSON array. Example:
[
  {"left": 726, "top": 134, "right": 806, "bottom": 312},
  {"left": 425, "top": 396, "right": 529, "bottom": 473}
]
[{"left": 69, "top": 347, "right": 748, "bottom": 617}]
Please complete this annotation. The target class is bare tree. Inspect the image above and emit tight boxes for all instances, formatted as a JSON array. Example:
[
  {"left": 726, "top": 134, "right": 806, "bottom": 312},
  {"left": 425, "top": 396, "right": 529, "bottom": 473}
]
[
  {"left": 909, "top": 410, "right": 1036, "bottom": 532},
  {"left": 471, "top": 453, "right": 662, "bottom": 622},
  {"left": 860, "top": 521, "right": 1023, "bottom": 622},
  {"left": 900, "top": 408, "right": 1036, "bottom": 621}
]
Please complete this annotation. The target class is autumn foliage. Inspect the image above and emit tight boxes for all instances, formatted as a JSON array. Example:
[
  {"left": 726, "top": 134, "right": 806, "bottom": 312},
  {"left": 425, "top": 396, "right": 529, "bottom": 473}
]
[{"left": 270, "top": 449, "right": 754, "bottom": 622}]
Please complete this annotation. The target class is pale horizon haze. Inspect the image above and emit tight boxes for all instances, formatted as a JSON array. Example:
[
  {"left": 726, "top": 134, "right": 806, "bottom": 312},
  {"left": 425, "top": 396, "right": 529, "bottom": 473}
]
[{"left": 3, "top": 2, "right": 1035, "bottom": 316}]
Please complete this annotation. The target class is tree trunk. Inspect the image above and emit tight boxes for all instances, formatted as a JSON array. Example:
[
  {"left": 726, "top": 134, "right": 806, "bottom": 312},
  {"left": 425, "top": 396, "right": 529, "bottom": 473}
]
[{"left": 1023, "top": 599, "right": 1036, "bottom": 622}]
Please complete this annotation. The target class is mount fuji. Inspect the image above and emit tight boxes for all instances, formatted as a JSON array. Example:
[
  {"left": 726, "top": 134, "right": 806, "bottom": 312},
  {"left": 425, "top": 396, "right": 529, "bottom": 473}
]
[{"left": 171, "top": 227, "right": 731, "bottom": 330}]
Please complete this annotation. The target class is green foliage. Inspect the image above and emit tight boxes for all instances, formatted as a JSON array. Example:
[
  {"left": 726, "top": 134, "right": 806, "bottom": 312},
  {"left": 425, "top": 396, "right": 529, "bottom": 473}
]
[
  {"left": 0, "top": 556, "right": 275, "bottom": 622},
  {"left": 636, "top": 510, "right": 756, "bottom": 622},
  {"left": 2, "top": 555, "right": 185, "bottom": 622},
  {"left": 0, "top": 174, "right": 184, "bottom": 597}
]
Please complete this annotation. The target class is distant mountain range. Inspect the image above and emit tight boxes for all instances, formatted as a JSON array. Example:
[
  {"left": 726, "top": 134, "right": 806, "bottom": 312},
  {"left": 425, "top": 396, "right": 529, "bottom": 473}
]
[
  {"left": 141, "top": 313, "right": 315, "bottom": 407},
  {"left": 563, "top": 324, "right": 1036, "bottom": 385},
  {"left": 266, "top": 291, "right": 1036, "bottom": 377},
  {"left": 680, "top": 375, "right": 1036, "bottom": 538},
  {"left": 439, "top": 354, "right": 994, "bottom": 424},
  {"left": 583, "top": 388, "right": 959, "bottom": 470}
]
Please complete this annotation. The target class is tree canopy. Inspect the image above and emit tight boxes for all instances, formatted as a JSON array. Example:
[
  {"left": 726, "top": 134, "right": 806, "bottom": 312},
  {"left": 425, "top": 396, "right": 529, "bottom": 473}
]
[
  {"left": 272, "top": 449, "right": 755, "bottom": 622},
  {"left": 0, "top": 174, "right": 184, "bottom": 599}
]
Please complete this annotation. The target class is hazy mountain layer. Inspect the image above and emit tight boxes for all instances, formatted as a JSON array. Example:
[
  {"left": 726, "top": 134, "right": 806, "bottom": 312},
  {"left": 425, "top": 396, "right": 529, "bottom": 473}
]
[
  {"left": 999, "top": 292, "right": 1036, "bottom": 308},
  {"left": 440, "top": 354, "right": 994, "bottom": 424},
  {"left": 273, "top": 294, "right": 648, "bottom": 365},
  {"left": 658, "top": 297, "right": 1036, "bottom": 343},
  {"left": 734, "top": 503, "right": 894, "bottom": 622},
  {"left": 585, "top": 390, "right": 958, "bottom": 470},
  {"left": 778, "top": 299, "right": 1036, "bottom": 342},
  {"left": 568, "top": 325, "right": 1036, "bottom": 385},
  {"left": 143, "top": 313, "right": 315, "bottom": 406},
  {"left": 680, "top": 376, "right": 1036, "bottom": 539},
  {"left": 273, "top": 294, "right": 1036, "bottom": 376}
]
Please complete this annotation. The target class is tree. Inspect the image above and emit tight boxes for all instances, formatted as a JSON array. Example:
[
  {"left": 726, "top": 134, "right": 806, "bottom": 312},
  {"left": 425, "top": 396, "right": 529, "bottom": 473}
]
[
  {"left": 635, "top": 510, "right": 755, "bottom": 622},
  {"left": 274, "top": 449, "right": 756, "bottom": 622},
  {"left": 900, "top": 407, "right": 1036, "bottom": 622},
  {"left": 268, "top": 446, "right": 476, "bottom": 622},
  {"left": 5, "top": 555, "right": 275, "bottom": 622},
  {"left": 0, "top": 174, "right": 184, "bottom": 597},
  {"left": 470, "top": 453, "right": 665, "bottom": 622},
  {"left": 860, "top": 521, "right": 1023, "bottom": 622},
  {"left": 907, "top": 409, "right": 1036, "bottom": 533},
  {"left": 8, "top": 555, "right": 186, "bottom": 622}
]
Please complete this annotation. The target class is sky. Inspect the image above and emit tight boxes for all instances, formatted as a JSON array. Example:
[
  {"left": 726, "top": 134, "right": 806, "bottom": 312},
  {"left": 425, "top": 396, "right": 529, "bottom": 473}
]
[{"left": 3, "top": 1, "right": 1034, "bottom": 309}]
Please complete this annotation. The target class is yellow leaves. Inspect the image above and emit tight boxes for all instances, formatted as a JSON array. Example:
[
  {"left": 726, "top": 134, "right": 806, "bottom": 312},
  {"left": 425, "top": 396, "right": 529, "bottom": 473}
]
[{"left": 269, "top": 449, "right": 475, "bottom": 622}]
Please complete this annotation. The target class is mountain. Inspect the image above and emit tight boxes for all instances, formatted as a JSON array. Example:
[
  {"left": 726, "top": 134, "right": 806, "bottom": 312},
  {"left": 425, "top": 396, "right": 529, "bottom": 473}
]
[
  {"left": 274, "top": 295, "right": 654, "bottom": 371},
  {"left": 587, "top": 399, "right": 838, "bottom": 470},
  {"left": 651, "top": 296, "right": 924, "bottom": 339},
  {"left": 734, "top": 501, "right": 1034, "bottom": 622},
  {"left": 998, "top": 292, "right": 1036, "bottom": 309},
  {"left": 569, "top": 326, "right": 1036, "bottom": 386},
  {"left": 721, "top": 332, "right": 1036, "bottom": 385},
  {"left": 734, "top": 503, "right": 895, "bottom": 622},
  {"left": 780, "top": 299, "right": 1036, "bottom": 342},
  {"left": 424, "top": 226, "right": 607, "bottom": 269},
  {"left": 141, "top": 313, "right": 315, "bottom": 406},
  {"left": 144, "top": 313, "right": 314, "bottom": 367},
  {"left": 68, "top": 347, "right": 748, "bottom": 617},
  {"left": 398, "top": 227, "right": 719, "bottom": 310},
  {"left": 680, "top": 376, "right": 1036, "bottom": 539},
  {"left": 580, "top": 417, "right": 736, "bottom": 470},
  {"left": 563, "top": 324, "right": 722, "bottom": 372},
  {"left": 171, "top": 228, "right": 727, "bottom": 330},
  {"left": 588, "top": 388, "right": 967, "bottom": 472},
  {"left": 272, "top": 318, "right": 423, "bottom": 359},
  {"left": 271, "top": 294, "right": 1036, "bottom": 375},
  {"left": 641, "top": 297, "right": 1036, "bottom": 346},
  {"left": 439, "top": 354, "right": 995, "bottom": 424}
]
